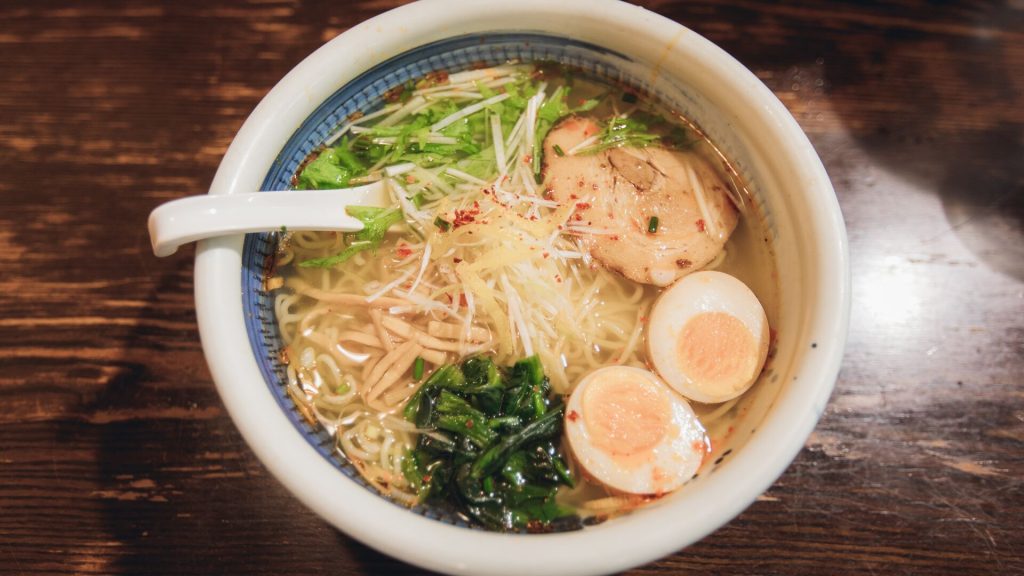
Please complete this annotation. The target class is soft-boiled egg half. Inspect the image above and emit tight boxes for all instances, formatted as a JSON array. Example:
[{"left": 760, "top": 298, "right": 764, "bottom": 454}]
[
  {"left": 647, "top": 270, "right": 770, "bottom": 404},
  {"left": 564, "top": 366, "right": 708, "bottom": 495}
]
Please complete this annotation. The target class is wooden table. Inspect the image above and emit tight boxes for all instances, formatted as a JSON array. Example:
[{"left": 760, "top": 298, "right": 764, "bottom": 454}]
[{"left": 2, "top": 1, "right": 1021, "bottom": 574}]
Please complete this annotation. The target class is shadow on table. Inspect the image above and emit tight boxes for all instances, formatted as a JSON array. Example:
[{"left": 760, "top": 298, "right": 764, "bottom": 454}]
[
  {"left": 684, "top": 1, "right": 1024, "bottom": 281},
  {"left": 811, "top": 4, "right": 1022, "bottom": 280},
  {"left": 79, "top": 240, "right": 450, "bottom": 574}
]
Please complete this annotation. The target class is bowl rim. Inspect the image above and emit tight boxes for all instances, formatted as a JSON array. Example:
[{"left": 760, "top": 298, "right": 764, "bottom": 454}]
[{"left": 193, "top": 1, "right": 850, "bottom": 574}]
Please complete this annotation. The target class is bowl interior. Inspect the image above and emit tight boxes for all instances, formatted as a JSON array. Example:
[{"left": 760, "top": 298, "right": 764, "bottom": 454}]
[{"left": 242, "top": 32, "right": 789, "bottom": 529}]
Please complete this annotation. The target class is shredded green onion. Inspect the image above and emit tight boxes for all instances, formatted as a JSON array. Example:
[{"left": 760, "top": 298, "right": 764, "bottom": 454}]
[{"left": 648, "top": 216, "right": 659, "bottom": 234}]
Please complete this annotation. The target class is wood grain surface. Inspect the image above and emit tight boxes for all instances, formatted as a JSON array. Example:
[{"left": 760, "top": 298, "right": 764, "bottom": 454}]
[{"left": 1, "top": 1, "right": 1021, "bottom": 574}]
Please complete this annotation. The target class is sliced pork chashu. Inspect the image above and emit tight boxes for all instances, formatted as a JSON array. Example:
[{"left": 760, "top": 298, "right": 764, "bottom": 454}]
[{"left": 543, "top": 116, "right": 739, "bottom": 286}]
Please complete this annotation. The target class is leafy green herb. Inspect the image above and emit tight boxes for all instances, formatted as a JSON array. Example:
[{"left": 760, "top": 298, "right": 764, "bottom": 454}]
[
  {"left": 575, "top": 116, "right": 661, "bottom": 155},
  {"left": 298, "top": 206, "right": 402, "bottom": 268},
  {"left": 552, "top": 144, "right": 565, "bottom": 157},
  {"left": 648, "top": 216, "right": 659, "bottom": 234},
  {"left": 434, "top": 216, "right": 451, "bottom": 232},
  {"left": 402, "top": 355, "right": 577, "bottom": 531},
  {"left": 531, "top": 88, "right": 604, "bottom": 176},
  {"left": 296, "top": 138, "right": 370, "bottom": 190}
]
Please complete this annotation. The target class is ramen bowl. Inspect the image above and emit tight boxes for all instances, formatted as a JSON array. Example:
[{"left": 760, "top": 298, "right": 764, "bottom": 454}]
[{"left": 193, "top": 1, "right": 849, "bottom": 574}]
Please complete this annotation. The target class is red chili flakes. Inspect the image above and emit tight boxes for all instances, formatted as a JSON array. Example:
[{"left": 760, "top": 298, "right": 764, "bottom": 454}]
[
  {"left": 610, "top": 235, "right": 620, "bottom": 241},
  {"left": 696, "top": 219, "right": 706, "bottom": 232},
  {"left": 459, "top": 294, "right": 469, "bottom": 307},
  {"left": 676, "top": 259, "right": 692, "bottom": 269},
  {"left": 465, "top": 419, "right": 474, "bottom": 429},
  {"left": 383, "top": 84, "right": 406, "bottom": 102},
  {"left": 542, "top": 251, "right": 550, "bottom": 259},
  {"left": 575, "top": 202, "right": 591, "bottom": 210},
  {"left": 452, "top": 202, "right": 482, "bottom": 228},
  {"left": 574, "top": 213, "right": 583, "bottom": 221},
  {"left": 554, "top": 274, "right": 563, "bottom": 283},
  {"left": 453, "top": 257, "right": 463, "bottom": 264},
  {"left": 639, "top": 315, "right": 647, "bottom": 323},
  {"left": 420, "top": 70, "right": 449, "bottom": 86},
  {"left": 569, "top": 194, "right": 579, "bottom": 200},
  {"left": 405, "top": 175, "right": 416, "bottom": 184},
  {"left": 395, "top": 243, "right": 413, "bottom": 259},
  {"left": 523, "top": 154, "right": 533, "bottom": 164},
  {"left": 567, "top": 410, "right": 580, "bottom": 422}
]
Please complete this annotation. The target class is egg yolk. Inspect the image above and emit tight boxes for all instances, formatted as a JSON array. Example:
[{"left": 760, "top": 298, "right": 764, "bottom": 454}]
[
  {"left": 582, "top": 375, "right": 671, "bottom": 458},
  {"left": 676, "top": 312, "right": 758, "bottom": 394}
]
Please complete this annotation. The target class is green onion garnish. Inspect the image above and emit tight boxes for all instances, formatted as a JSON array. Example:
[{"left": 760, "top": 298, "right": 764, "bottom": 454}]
[
  {"left": 647, "top": 216, "right": 659, "bottom": 234},
  {"left": 552, "top": 144, "right": 565, "bottom": 157},
  {"left": 434, "top": 216, "right": 451, "bottom": 232},
  {"left": 413, "top": 357, "right": 425, "bottom": 380}
]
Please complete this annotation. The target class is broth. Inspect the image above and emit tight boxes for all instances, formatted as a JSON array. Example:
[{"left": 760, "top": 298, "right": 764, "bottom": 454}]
[{"left": 267, "top": 62, "right": 778, "bottom": 530}]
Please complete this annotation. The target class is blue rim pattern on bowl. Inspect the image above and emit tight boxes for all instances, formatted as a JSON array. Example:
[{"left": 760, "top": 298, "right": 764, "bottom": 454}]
[{"left": 238, "top": 32, "right": 735, "bottom": 529}]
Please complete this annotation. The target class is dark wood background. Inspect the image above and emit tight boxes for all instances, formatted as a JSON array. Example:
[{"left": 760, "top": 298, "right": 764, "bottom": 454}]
[{"left": 1, "top": 1, "right": 1021, "bottom": 574}]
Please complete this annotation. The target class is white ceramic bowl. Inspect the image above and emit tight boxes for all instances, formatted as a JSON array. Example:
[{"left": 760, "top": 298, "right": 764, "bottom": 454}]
[{"left": 194, "top": 1, "right": 850, "bottom": 574}]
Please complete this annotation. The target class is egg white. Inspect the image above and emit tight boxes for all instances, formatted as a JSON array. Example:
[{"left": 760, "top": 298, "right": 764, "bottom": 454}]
[
  {"left": 564, "top": 366, "right": 707, "bottom": 495},
  {"left": 647, "top": 271, "right": 770, "bottom": 404}
]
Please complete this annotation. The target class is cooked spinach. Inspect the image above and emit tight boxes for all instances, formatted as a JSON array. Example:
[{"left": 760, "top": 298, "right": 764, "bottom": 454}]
[{"left": 402, "top": 355, "right": 578, "bottom": 531}]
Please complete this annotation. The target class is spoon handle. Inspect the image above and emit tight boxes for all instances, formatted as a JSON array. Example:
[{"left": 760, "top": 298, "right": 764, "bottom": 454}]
[{"left": 148, "top": 182, "right": 389, "bottom": 257}]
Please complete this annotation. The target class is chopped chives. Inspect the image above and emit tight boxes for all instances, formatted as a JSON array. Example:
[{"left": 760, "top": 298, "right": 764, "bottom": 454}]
[
  {"left": 647, "top": 216, "right": 659, "bottom": 233},
  {"left": 552, "top": 144, "right": 565, "bottom": 157},
  {"left": 413, "top": 356, "right": 425, "bottom": 380},
  {"left": 434, "top": 216, "right": 451, "bottom": 232}
]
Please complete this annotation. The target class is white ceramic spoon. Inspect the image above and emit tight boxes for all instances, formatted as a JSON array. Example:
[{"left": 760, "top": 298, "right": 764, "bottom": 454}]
[{"left": 147, "top": 181, "right": 390, "bottom": 257}]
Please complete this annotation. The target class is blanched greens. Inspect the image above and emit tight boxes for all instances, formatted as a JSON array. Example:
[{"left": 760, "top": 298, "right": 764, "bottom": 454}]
[{"left": 402, "top": 355, "right": 578, "bottom": 531}]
